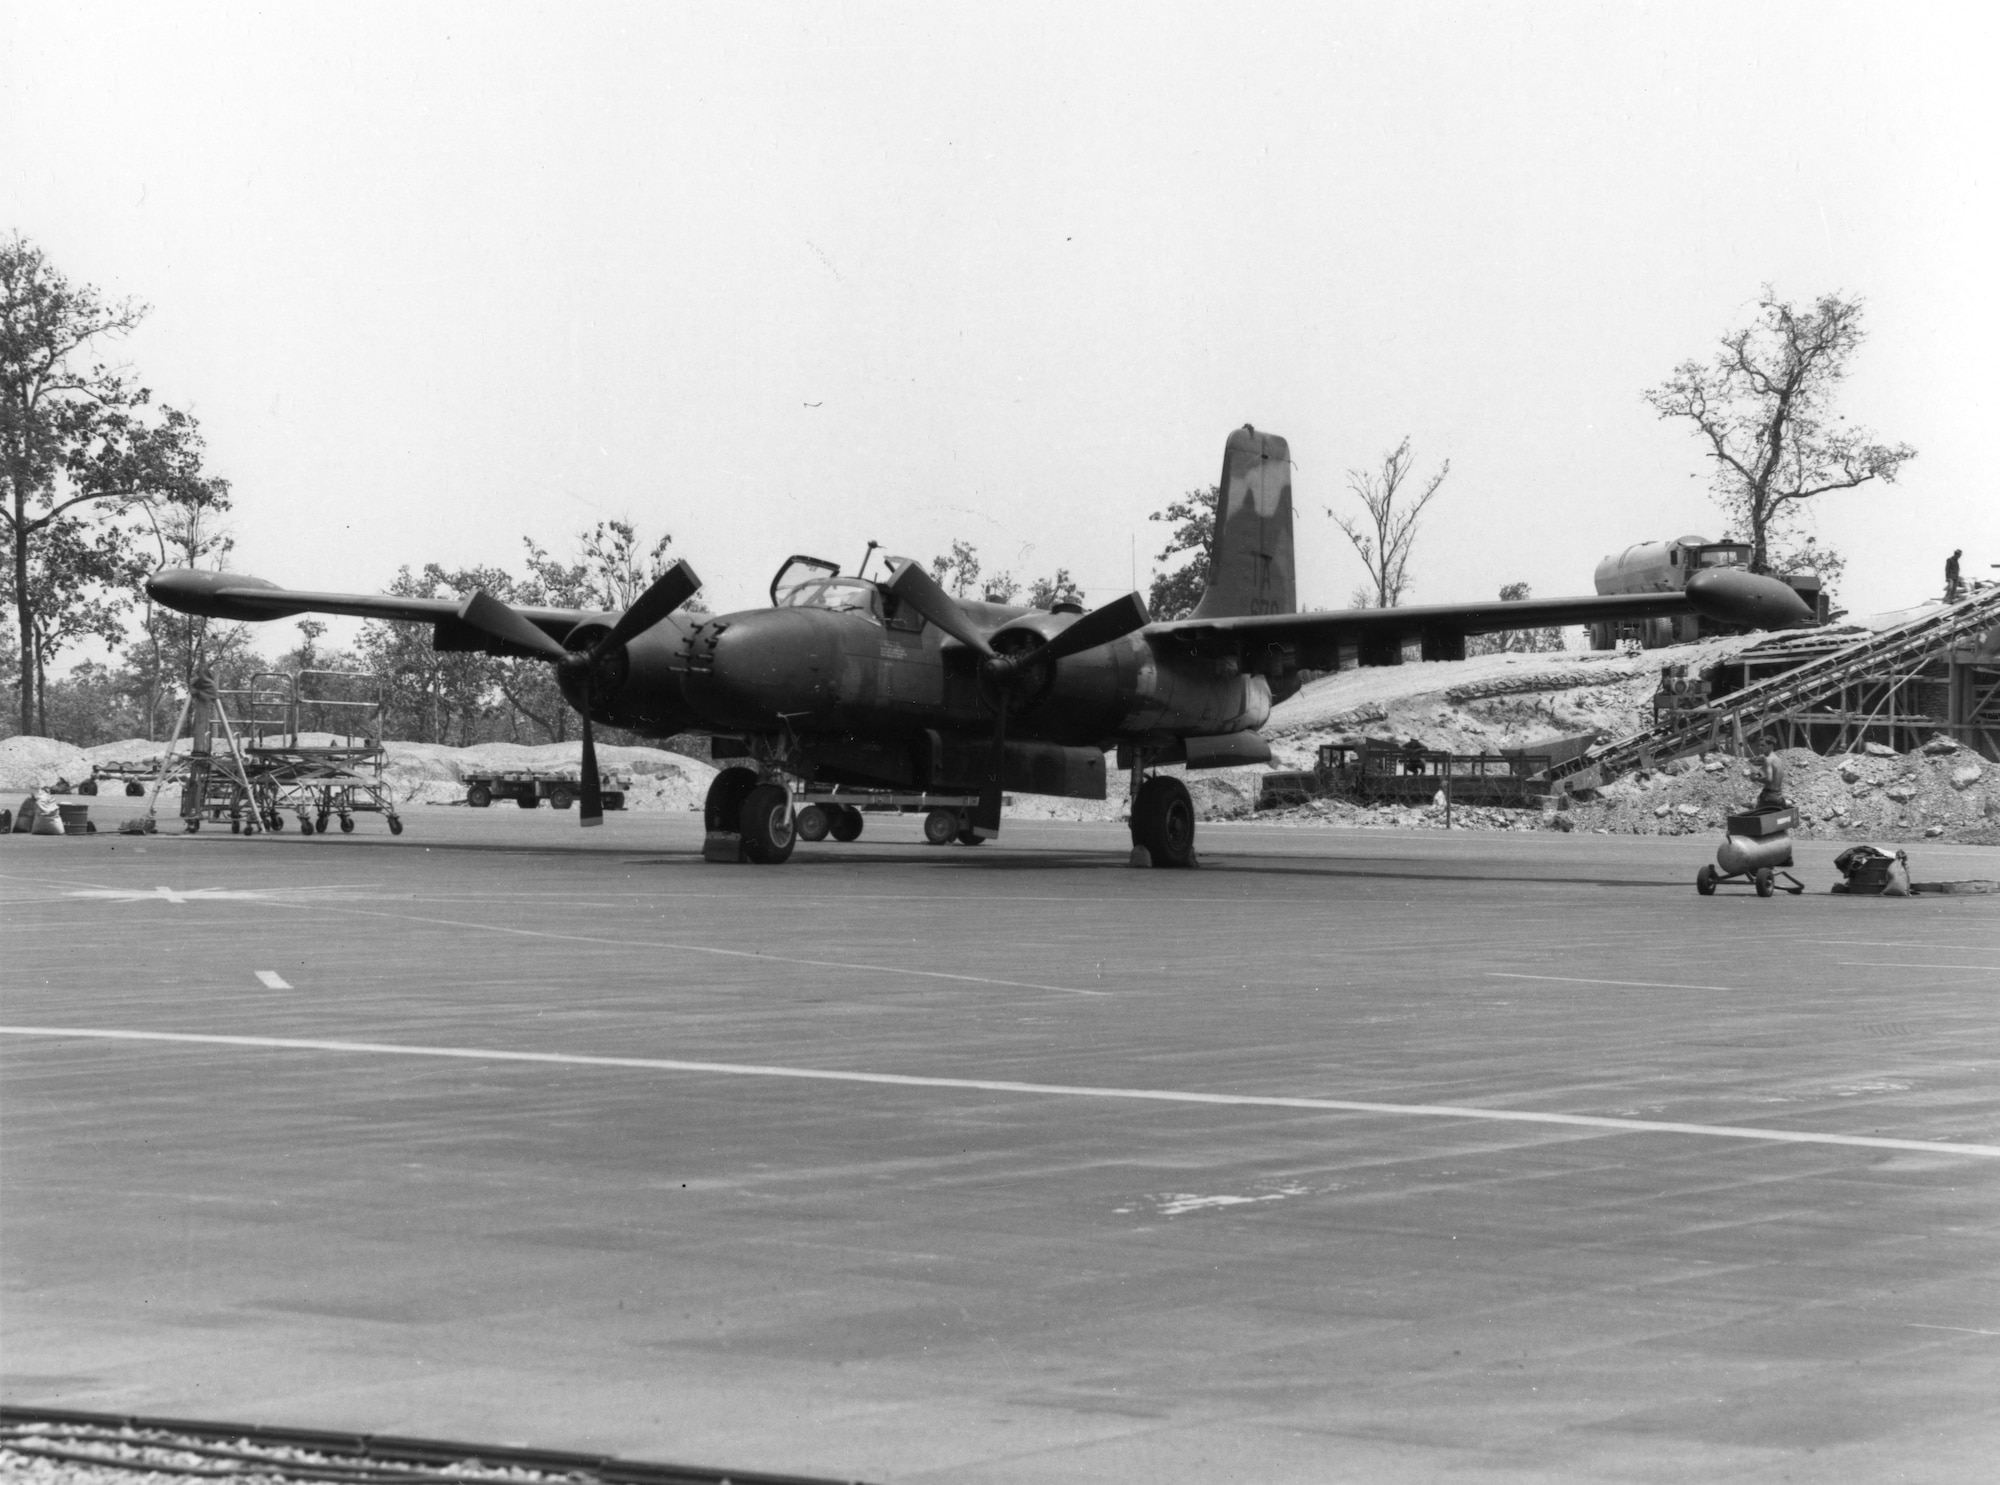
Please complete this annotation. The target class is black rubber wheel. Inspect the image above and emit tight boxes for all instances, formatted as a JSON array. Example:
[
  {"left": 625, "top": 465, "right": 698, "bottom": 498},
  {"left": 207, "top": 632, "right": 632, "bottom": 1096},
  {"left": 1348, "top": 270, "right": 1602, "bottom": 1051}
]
[
  {"left": 388, "top": 816, "right": 404, "bottom": 836},
  {"left": 923, "top": 808, "right": 957, "bottom": 846},
  {"left": 185, "top": 819, "right": 200, "bottom": 833},
  {"left": 828, "top": 805, "right": 864, "bottom": 842},
  {"left": 954, "top": 809, "right": 987, "bottom": 846},
  {"left": 1755, "top": 868, "right": 1775, "bottom": 898},
  {"left": 549, "top": 787, "right": 576, "bottom": 811},
  {"left": 795, "top": 804, "right": 831, "bottom": 842},
  {"left": 340, "top": 816, "right": 355, "bottom": 834},
  {"left": 79, "top": 778, "right": 98, "bottom": 796},
  {"left": 1133, "top": 776, "right": 1196, "bottom": 867},
  {"left": 704, "top": 766, "right": 761, "bottom": 834},
  {"left": 126, "top": 781, "right": 145, "bottom": 797},
  {"left": 315, "top": 813, "right": 330, "bottom": 833},
  {"left": 297, "top": 816, "right": 315, "bottom": 834},
  {"left": 266, "top": 812, "right": 285, "bottom": 832},
  {"left": 467, "top": 784, "right": 492, "bottom": 808},
  {"left": 739, "top": 783, "right": 796, "bottom": 864},
  {"left": 1696, "top": 865, "right": 1716, "bottom": 896}
]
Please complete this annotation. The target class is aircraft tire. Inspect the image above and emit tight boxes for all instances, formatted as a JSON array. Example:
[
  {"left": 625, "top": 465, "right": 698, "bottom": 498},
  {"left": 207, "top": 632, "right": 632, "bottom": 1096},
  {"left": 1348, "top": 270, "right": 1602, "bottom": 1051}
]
[
  {"left": 829, "top": 806, "right": 864, "bottom": 842},
  {"left": 704, "top": 767, "right": 760, "bottom": 833},
  {"left": 923, "top": 808, "right": 957, "bottom": 846},
  {"left": 739, "top": 783, "right": 796, "bottom": 864},
  {"left": 795, "top": 804, "right": 831, "bottom": 842},
  {"left": 1133, "top": 776, "right": 1196, "bottom": 868}
]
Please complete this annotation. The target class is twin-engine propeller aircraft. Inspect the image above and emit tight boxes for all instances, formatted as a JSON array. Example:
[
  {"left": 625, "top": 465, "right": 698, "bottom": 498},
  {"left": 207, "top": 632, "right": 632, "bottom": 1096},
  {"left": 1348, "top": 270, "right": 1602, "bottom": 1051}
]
[{"left": 149, "top": 426, "right": 1815, "bottom": 867}]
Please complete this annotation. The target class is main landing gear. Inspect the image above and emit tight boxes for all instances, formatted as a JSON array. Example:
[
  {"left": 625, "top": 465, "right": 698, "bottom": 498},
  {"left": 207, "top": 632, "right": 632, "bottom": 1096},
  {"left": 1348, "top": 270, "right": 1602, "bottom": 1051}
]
[{"left": 1130, "top": 773, "right": 1197, "bottom": 869}]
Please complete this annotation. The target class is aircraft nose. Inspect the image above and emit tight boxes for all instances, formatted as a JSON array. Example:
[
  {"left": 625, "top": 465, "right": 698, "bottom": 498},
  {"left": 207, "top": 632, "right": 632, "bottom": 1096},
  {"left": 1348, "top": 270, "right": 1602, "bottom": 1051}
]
[
  {"left": 1685, "top": 567, "right": 1817, "bottom": 629},
  {"left": 689, "top": 609, "right": 841, "bottom": 727}
]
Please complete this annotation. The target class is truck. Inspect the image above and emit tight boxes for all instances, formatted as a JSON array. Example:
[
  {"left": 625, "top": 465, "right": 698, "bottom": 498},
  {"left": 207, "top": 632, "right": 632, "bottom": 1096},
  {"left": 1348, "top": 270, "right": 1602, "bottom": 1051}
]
[{"left": 1588, "top": 537, "right": 1829, "bottom": 650}]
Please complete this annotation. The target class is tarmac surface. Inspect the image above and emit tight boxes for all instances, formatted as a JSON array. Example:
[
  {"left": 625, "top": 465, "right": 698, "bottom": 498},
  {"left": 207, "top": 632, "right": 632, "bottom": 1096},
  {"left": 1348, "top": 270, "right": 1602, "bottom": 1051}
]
[{"left": 4, "top": 801, "right": 1999, "bottom": 1483}]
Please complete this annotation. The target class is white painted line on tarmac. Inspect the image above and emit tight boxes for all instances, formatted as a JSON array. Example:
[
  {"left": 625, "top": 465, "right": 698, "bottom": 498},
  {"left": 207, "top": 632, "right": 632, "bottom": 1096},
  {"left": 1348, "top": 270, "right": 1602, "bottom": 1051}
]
[
  {"left": 255, "top": 971, "right": 292, "bottom": 990},
  {"left": 1490, "top": 972, "right": 1735, "bottom": 992},
  {"left": 1824, "top": 941, "right": 2000, "bottom": 952},
  {"left": 1837, "top": 962, "right": 2000, "bottom": 973},
  {"left": 6, "top": 1025, "right": 1997, "bottom": 1159}
]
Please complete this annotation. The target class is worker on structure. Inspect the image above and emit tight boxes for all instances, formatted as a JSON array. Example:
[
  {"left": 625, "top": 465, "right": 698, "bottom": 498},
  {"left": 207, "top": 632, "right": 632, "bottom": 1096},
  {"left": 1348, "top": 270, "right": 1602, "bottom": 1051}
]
[
  {"left": 1743, "top": 744, "right": 1789, "bottom": 813},
  {"left": 1946, "top": 549, "right": 1964, "bottom": 601},
  {"left": 1402, "top": 736, "right": 1428, "bottom": 775}
]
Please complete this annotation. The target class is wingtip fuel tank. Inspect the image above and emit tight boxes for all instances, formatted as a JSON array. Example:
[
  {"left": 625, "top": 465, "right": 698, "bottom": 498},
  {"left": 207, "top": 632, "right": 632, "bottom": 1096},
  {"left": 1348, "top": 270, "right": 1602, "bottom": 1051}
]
[{"left": 1683, "top": 566, "right": 1819, "bottom": 631}]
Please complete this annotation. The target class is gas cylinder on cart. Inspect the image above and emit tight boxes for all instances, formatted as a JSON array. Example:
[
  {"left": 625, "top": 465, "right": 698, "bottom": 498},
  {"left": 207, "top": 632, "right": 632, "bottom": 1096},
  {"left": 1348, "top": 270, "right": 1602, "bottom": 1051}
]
[{"left": 1716, "top": 830, "right": 1792, "bottom": 875}]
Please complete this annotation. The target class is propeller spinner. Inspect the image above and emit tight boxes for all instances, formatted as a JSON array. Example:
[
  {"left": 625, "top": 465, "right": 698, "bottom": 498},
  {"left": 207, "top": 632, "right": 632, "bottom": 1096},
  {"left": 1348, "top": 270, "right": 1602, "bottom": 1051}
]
[
  {"left": 454, "top": 560, "right": 702, "bottom": 826},
  {"left": 885, "top": 559, "right": 1151, "bottom": 836}
]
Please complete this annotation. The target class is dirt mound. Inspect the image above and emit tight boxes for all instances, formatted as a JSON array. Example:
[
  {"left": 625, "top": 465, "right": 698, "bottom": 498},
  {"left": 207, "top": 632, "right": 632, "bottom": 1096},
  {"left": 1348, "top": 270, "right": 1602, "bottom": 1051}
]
[{"left": 0, "top": 737, "right": 93, "bottom": 792}]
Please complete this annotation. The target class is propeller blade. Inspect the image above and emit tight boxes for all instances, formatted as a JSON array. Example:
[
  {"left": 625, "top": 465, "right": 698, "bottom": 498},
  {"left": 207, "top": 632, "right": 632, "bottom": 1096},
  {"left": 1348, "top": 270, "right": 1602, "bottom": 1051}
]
[
  {"left": 885, "top": 559, "right": 994, "bottom": 657},
  {"left": 458, "top": 591, "right": 571, "bottom": 663},
  {"left": 1037, "top": 591, "right": 1151, "bottom": 663},
  {"left": 972, "top": 689, "right": 1008, "bottom": 838},
  {"left": 579, "top": 707, "right": 603, "bottom": 827},
  {"left": 594, "top": 559, "right": 703, "bottom": 657}
]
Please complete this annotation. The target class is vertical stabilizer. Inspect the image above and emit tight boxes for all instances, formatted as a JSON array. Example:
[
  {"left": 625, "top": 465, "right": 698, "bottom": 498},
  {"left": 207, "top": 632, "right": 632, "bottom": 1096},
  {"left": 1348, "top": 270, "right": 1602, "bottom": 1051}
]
[{"left": 1191, "top": 425, "right": 1294, "bottom": 619}]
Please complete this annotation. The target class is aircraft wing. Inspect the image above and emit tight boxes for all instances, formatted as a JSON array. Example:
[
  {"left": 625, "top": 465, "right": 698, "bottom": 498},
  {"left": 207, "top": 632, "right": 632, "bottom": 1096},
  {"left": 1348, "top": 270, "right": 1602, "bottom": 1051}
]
[
  {"left": 146, "top": 569, "right": 605, "bottom": 653},
  {"left": 1147, "top": 569, "right": 1813, "bottom": 668}
]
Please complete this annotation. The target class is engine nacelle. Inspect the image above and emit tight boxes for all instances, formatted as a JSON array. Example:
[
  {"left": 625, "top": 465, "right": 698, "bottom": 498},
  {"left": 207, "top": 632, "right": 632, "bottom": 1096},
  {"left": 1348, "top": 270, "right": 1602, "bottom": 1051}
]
[{"left": 553, "top": 619, "right": 700, "bottom": 737}]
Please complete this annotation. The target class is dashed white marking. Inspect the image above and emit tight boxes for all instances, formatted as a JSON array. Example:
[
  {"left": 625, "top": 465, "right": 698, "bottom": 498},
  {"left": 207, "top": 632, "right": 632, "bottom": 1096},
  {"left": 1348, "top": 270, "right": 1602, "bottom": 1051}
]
[
  {"left": 1490, "top": 972, "right": 1734, "bottom": 992},
  {"left": 5, "top": 1026, "right": 1997, "bottom": 1158},
  {"left": 255, "top": 971, "right": 292, "bottom": 990},
  {"left": 66, "top": 886, "right": 274, "bottom": 905}
]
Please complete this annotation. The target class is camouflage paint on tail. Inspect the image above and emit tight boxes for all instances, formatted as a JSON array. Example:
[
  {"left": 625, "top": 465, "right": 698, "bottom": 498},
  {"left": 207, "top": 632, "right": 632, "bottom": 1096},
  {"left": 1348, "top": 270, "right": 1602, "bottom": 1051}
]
[{"left": 1191, "top": 425, "right": 1294, "bottom": 619}]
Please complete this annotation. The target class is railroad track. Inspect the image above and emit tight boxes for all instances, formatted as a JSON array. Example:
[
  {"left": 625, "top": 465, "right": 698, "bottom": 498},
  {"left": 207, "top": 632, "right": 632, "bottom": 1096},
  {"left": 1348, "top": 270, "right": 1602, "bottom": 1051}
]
[{"left": 0, "top": 1407, "right": 866, "bottom": 1485}]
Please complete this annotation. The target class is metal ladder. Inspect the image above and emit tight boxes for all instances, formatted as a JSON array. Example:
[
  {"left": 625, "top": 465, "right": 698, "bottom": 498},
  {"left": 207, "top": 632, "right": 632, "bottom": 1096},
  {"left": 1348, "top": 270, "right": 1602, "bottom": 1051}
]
[{"left": 1552, "top": 587, "right": 2000, "bottom": 787}]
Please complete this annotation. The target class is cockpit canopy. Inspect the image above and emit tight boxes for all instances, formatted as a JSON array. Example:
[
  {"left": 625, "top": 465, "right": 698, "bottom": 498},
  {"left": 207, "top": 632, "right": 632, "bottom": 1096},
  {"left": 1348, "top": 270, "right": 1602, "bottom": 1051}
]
[{"left": 767, "top": 553, "right": 924, "bottom": 631}]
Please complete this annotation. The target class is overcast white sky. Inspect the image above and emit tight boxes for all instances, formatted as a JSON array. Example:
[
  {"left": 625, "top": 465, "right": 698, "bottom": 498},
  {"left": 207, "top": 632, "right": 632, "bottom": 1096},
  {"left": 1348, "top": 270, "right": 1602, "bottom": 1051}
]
[{"left": 6, "top": 1, "right": 1995, "bottom": 657}]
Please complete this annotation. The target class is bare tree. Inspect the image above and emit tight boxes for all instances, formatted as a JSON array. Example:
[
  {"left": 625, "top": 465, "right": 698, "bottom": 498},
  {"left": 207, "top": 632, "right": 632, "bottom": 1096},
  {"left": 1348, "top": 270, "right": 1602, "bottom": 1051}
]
[
  {"left": 1331, "top": 437, "right": 1449, "bottom": 608},
  {"left": 1643, "top": 288, "right": 1913, "bottom": 576}
]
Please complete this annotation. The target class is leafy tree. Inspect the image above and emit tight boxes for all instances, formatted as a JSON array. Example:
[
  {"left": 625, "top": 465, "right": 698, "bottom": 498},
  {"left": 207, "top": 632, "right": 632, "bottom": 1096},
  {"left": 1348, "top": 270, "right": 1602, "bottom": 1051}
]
[
  {"left": 1330, "top": 438, "right": 1448, "bottom": 608},
  {"left": 1027, "top": 569, "right": 1079, "bottom": 610},
  {"left": 1467, "top": 581, "right": 1567, "bottom": 655},
  {"left": 359, "top": 564, "right": 503, "bottom": 745},
  {"left": 929, "top": 539, "right": 983, "bottom": 598},
  {"left": 1643, "top": 288, "right": 1913, "bottom": 578},
  {"left": 2, "top": 237, "right": 230, "bottom": 734},
  {"left": 1148, "top": 486, "right": 1216, "bottom": 621},
  {"left": 126, "top": 499, "right": 244, "bottom": 739}
]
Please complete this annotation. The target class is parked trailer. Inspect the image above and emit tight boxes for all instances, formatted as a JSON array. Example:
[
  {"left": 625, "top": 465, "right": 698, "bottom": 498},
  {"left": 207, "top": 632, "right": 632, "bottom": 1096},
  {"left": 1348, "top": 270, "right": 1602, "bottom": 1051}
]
[
  {"left": 463, "top": 769, "right": 628, "bottom": 811},
  {"left": 795, "top": 783, "right": 991, "bottom": 846}
]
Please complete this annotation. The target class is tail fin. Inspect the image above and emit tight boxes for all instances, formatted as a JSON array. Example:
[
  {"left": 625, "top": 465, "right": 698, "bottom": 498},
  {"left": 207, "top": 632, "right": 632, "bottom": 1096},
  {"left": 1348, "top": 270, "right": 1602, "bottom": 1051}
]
[{"left": 1191, "top": 425, "right": 1294, "bottom": 619}]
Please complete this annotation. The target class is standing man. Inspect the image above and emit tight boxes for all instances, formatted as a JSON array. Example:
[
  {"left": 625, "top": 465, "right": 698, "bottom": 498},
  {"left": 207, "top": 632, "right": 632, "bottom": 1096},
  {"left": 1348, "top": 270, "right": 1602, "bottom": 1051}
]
[{"left": 1946, "top": 549, "right": 1964, "bottom": 601}]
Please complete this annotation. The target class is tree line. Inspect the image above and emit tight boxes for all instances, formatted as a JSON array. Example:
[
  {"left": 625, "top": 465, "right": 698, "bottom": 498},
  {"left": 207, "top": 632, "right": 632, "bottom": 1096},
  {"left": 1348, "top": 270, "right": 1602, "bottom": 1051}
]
[{"left": 7, "top": 236, "right": 1907, "bottom": 746}]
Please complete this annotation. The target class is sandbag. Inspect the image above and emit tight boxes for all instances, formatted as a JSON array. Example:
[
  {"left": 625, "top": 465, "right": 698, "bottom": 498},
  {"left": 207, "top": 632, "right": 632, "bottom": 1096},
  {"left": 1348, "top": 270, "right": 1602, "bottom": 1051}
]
[{"left": 1882, "top": 858, "right": 1911, "bottom": 897}]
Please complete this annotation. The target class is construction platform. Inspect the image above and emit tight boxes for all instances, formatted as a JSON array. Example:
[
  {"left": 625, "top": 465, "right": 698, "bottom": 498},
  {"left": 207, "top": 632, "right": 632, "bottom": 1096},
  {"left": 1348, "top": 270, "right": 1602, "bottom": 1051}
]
[{"left": 4, "top": 807, "right": 1998, "bottom": 1483}]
